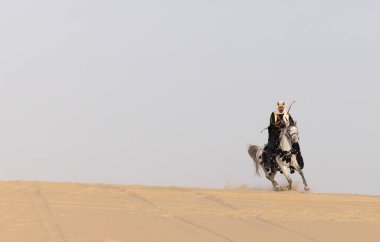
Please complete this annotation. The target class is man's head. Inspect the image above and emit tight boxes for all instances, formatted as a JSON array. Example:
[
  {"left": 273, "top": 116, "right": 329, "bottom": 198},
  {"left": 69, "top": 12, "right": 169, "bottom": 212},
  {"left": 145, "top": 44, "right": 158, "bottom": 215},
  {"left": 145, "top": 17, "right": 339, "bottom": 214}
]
[{"left": 277, "top": 101, "right": 285, "bottom": 113}]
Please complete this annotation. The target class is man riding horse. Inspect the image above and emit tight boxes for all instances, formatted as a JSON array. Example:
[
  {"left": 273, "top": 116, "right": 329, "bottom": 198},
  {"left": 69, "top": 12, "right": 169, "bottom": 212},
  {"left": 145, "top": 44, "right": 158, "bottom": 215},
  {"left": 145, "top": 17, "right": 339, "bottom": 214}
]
[{"left": 262, "top": 101, "right": 304, "bottom": 171}]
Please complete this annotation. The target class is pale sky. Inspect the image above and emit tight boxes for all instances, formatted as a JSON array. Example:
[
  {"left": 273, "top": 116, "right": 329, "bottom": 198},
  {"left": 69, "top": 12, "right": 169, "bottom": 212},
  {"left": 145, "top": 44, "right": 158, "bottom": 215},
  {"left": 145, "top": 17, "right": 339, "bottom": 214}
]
[{"left": 0, "top": 1, "right": 379, "bottom": 195}]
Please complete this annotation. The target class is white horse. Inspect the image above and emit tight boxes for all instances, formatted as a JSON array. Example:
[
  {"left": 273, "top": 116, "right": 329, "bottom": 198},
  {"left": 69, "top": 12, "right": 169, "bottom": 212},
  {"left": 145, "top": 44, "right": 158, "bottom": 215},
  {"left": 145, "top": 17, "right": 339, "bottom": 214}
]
[{"left": 248, "top": 124, "right": 310, "bottom": 191}]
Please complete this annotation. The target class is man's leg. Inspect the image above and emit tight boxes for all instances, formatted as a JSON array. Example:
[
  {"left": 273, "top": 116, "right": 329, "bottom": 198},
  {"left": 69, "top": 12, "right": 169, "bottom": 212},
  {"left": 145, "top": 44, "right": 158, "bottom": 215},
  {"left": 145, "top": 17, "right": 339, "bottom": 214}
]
[
  {"left": 263, "top": 142, "right": 274, "bottom": 171},
  {"left": 264, "top": 133, "right": 276, "bottom": 171},
  {"left": 263, "top": 129, "right": 277, "bottom": 171}
]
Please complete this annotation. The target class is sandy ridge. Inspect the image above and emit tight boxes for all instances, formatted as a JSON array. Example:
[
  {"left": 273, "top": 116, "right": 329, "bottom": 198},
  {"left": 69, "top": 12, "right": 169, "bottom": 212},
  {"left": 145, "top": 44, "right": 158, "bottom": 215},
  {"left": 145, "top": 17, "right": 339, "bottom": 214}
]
[{"left": 0, "top": 181, "right": 378, "bottom": 242}]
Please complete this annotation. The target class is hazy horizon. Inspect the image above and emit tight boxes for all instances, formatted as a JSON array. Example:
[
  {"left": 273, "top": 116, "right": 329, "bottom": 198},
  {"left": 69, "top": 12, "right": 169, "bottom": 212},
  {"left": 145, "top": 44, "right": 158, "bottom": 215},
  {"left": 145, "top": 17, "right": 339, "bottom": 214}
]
[{"left": 0, "top": 1, "right": 379, "bottom": 195}]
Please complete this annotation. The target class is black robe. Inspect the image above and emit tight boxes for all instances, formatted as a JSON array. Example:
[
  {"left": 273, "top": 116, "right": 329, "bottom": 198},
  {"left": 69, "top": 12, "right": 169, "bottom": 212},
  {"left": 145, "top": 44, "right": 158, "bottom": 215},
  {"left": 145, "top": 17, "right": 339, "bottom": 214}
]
[{"left": 268, "top": 112, "right": 294, "bottom": 141}]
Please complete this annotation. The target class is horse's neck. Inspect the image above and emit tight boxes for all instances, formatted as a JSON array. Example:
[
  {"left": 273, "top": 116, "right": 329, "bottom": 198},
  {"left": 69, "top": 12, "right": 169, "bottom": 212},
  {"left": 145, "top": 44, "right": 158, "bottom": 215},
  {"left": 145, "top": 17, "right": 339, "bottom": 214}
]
[{"left": 280, "top": 133, "right": 292, "bottom": 151}]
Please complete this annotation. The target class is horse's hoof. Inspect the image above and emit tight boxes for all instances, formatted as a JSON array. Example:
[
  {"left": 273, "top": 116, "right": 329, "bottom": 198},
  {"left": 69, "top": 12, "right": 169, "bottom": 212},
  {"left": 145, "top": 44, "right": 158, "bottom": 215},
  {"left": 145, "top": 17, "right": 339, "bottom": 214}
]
[
  {"left": 304, "top": 186, "right": 310, "bottom": 191},
  {"left": 274, "top": 186, "right": 284, "bottom": 191}
]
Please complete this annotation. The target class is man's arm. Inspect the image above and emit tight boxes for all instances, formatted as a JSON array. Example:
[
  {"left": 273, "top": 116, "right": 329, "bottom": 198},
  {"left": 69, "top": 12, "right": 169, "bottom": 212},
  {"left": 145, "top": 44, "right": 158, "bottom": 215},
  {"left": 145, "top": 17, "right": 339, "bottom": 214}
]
[
  {"left": 270, "top": 112, "right": 276, "bottom": 127},
  {"left": 270, "top": 112, "right": 285, "bottom": 129}
]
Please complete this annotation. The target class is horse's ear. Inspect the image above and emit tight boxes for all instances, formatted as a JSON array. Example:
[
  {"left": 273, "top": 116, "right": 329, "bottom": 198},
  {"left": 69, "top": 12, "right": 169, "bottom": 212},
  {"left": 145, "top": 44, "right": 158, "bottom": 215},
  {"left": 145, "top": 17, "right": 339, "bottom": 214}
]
[{"left": 294, "top": 121, "right": 297, "bottom": 127}]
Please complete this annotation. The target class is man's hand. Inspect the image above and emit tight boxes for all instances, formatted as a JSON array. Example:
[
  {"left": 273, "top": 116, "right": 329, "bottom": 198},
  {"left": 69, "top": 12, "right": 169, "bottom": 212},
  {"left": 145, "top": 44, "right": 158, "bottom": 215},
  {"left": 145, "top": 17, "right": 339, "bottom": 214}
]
[{"left": 275, "top": 120, "right": 286, "bottom": 129}]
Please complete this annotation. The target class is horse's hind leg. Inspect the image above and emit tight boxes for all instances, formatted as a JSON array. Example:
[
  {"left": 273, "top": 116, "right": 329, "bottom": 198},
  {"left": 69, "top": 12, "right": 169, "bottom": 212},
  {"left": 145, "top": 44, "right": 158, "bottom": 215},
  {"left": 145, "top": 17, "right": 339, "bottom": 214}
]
[{"left": 265, "top": 170, "right": 282, "bottom": 191}]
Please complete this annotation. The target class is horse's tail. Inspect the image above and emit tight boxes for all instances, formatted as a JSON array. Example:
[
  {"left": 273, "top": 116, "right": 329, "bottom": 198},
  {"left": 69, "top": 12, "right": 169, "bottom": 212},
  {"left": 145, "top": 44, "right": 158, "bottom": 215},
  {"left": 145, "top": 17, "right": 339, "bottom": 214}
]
[{"left": 248, "top": 145, "right": 261, "bottom": 176}]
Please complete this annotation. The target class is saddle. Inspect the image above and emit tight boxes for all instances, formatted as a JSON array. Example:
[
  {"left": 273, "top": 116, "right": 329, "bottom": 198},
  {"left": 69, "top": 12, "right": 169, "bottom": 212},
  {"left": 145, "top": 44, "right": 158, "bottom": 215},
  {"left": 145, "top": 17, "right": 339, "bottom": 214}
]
[{"left": 261, "top": 144, "right": 299, "bottom": 174}]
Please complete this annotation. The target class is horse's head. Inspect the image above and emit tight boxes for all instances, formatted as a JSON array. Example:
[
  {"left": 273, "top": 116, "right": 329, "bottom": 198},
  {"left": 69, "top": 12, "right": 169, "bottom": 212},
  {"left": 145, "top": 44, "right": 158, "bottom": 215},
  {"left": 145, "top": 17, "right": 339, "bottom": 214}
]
[{"left": 286, "top": 124, "right": 299, "bottom": 144}]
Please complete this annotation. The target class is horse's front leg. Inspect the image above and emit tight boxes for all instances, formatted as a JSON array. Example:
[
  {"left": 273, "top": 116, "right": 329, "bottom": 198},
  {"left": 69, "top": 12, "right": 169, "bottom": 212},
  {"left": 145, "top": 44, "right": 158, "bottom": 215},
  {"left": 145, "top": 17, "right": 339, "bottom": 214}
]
[
  {"left": 300, "top": 171, "right": 310, "bottom": 191},
  {"left": 298, "top": 169, "right": 310, "bottom": 191},
  {"left": 292, "top": 157, "right": 310, "bottom": 191},
  {"left": 277, "top": 157, "right": 292, "bottom": 190}
]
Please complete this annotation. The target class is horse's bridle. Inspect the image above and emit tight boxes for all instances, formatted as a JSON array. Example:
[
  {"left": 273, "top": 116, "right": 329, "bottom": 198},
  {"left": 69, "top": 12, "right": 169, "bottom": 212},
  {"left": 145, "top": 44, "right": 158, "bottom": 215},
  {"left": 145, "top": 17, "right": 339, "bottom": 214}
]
[{"left": 283, "top": 126, "right": 299, "bottom": 142}]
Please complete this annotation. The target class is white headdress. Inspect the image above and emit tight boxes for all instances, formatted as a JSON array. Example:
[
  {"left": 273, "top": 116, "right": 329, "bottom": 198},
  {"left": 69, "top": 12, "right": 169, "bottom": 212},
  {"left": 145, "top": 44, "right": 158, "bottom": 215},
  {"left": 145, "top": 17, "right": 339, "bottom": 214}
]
[
  {"left": 276, "top": 101, "right": 286, "bottom": 115},
  {"left": 277, "top": 101, "right": 285, "bottom": 108}
]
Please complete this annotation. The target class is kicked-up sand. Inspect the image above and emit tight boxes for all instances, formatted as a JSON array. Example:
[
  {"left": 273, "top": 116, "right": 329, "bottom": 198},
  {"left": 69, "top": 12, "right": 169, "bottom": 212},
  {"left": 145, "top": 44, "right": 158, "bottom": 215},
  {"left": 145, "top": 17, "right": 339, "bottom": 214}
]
[{"left": 0, "top": 181, "right": 379, "bottom": 242}]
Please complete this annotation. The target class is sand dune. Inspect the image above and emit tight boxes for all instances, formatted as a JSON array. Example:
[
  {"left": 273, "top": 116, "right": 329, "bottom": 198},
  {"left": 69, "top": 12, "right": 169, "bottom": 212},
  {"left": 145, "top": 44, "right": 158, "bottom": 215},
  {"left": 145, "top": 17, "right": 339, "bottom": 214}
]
[{"left": 0, "top": 181, "right": 379, "bottom": 242}]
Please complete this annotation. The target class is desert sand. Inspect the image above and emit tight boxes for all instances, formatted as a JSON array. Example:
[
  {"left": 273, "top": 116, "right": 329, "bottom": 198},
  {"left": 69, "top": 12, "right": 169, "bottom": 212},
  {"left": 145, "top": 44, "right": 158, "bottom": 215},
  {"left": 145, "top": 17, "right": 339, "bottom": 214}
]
[{"left": 0, "top": 181, "right": 378, "bottom": 242}]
